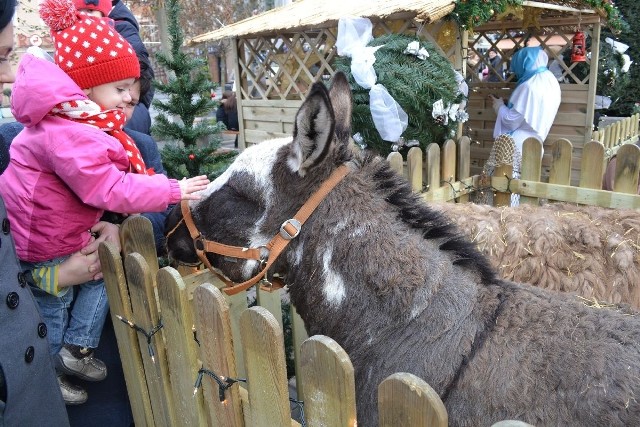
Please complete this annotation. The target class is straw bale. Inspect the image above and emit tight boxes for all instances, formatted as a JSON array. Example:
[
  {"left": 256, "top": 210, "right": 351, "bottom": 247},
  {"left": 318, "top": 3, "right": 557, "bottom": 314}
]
[{"left": 433, "top": 202, "right": 640, "bottom": 308}]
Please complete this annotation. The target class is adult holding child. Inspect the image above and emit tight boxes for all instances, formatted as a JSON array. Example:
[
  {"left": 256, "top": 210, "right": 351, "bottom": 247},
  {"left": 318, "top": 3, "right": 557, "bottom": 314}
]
[
  {"left": 0, "top": 0, "right": 208, "bottom": 405},
  {"left": 0, "top": 0, "right": 69, "bottom": 423}
]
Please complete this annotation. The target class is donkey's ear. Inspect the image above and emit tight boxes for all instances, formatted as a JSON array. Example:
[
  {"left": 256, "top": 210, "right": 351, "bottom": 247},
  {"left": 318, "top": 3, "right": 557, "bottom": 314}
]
[
  {"left": 288, "top": 81, "right": 336, "bottom": 177},
  {"left": 328, "top": 72, "right": 352, "bottom": 144}
]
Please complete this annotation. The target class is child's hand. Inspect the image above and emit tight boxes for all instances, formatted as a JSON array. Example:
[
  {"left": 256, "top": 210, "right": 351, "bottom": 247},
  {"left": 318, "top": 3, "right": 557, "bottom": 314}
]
[{"left": 179, "top": 175, "right": 210, "bottom": 200}]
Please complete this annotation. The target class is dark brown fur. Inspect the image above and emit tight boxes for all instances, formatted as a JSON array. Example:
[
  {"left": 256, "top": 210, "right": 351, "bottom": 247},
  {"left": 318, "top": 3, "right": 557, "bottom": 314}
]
[{"left": 166, "top": 73, "right": 640, "bottom": 426}]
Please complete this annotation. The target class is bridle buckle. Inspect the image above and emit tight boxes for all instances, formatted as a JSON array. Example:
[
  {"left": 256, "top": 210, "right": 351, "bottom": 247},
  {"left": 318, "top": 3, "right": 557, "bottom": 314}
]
[{"left": 280, "top": 219, "right": 301, "bottom": 240}]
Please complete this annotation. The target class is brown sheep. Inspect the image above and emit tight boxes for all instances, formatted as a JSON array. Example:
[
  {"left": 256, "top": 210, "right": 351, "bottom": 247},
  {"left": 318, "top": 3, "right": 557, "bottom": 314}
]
[{"left": 432, "top": 202, "right": 640, "bottom": 308}]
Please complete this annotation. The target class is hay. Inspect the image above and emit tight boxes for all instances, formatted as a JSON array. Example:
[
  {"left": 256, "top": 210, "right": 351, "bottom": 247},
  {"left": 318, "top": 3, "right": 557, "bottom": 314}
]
[{"left": 433, "top": 202, "right": 640, "bottom": 308}]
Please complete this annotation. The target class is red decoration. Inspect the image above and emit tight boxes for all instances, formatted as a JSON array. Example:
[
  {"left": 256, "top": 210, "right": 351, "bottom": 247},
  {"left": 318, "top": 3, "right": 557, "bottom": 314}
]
[
  {"left": 189, "top": 154, "right": 195, "bottom": 160},
  {"left": 571, "top": 31, "right": 587, "bottom": 63}
]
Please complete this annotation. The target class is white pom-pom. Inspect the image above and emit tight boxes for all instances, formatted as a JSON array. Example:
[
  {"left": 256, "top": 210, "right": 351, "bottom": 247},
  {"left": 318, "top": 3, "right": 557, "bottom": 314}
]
[{"left": 39, "top": 0, "right": 78, "bottom": 31}]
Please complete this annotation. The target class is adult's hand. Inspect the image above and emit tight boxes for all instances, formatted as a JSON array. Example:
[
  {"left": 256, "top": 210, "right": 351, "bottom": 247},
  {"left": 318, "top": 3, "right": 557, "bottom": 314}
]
[
  {"left": 58, "top": 250, "right": 101, "bottom": 287},
  {"left": 179, "top": 175, "right": 210, "bottom": 200},
  {"left": 75, "top": 221, "right": 121, "bottom": 281},
  {"left": 491, "top": 95, "right": 505, "bottom": 114}
]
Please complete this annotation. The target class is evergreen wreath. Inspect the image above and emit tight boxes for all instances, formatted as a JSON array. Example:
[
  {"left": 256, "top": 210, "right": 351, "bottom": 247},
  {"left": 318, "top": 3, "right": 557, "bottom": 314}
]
[{"left": 334, "top": 33, "right": 465, "bottom": 157}]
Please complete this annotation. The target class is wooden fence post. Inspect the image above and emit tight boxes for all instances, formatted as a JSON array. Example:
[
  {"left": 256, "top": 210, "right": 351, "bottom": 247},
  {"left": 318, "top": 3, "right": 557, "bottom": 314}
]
[
  {"left": 425, "top": 143, "right": 441, "bottom": 192},
  {"left": 99, "top": 242, "right": 154, "bottom": 427},
  {"left": 157, "top": 267, "right": 210, "bottom": 425},
  {"left": 193, "top": 284, "right": 244, "bottom": 426},
  {"left": 378, "top": 372, "right": 448, "bottom": 427},
  {"left": 457, "top": 136, "right": 471, "bottom": 203},
  {"left": 299, "top": 335, "right": 357, "bottom": 426},
  {"left": 519, "top": 137, "right": 542, "bottom": 205},
  {"left": 407, "top": 147, "right": 423, "bottom": 192},
  {"left": 124, "top": 253, "right": 175, "bottom": 427},
  {"left": 613, "top": 144, "right": 640, "bottom": 194},
  {"left": 579, "top": 141, "right": 605, "bottom": 189},
  {"left": 240, "top": 307, "right": 291, "bottom": 427},
  {"left": 548, "top": 138, "right": 573, "bottom": 186},
  {"left": 387, "top": 151, "right": 404, "bottom": 176}
]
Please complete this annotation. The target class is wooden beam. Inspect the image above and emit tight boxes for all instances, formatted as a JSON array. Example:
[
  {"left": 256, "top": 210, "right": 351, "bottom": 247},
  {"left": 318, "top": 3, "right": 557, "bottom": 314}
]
[
  {"left": 491, "top": 176, "right": 640, "bottom": 209},
  {"left": 475, "top": 16, "right": 601, "bottom": 32},
  {"left": 522, "top": 1, "right": 596, "bottom": 14}
]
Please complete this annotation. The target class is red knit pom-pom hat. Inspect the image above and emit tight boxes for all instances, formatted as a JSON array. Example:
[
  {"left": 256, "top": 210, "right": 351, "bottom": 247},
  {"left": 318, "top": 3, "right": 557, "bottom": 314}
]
[
  {"left": 40, "top": 0, "right": 139, "bottom": 89},
  {"left": 72, "top": 0, "right": 112, "bottom": 18}
]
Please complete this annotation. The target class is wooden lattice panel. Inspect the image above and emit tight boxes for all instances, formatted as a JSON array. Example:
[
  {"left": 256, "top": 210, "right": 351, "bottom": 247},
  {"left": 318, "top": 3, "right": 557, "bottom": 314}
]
[
  {"left": 466, "top": 23, "right": 596, "bottom": 85},
  {"left": 236, "top": 19, "right": 463, "bottom": 102}
]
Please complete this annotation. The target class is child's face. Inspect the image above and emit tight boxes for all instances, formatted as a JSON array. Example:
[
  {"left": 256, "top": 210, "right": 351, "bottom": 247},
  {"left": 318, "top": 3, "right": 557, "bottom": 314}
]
[
  {"left": 84, "top": 78, "right": 135, "bottom": 110},
  {"left": 78, "top": 9, "right": 104, "bottom": 17},
  {"left": 124, "top": 80, "right": 141, "bottom": 121}
]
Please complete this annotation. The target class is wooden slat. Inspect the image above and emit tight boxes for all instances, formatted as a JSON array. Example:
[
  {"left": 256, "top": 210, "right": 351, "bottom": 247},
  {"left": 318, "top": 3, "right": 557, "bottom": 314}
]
[
  {"left": 548, "top": 138, "right": 573, "bottom": 186},
  {"left": 125, "top": 254, "right": 175, "bottom": 427},
  {"left": 240, "top": 307, "right": 291, "bottom": 427},
  {"left": 406, "top": 147, "right": 423, "bottom": 191},
  {"left": 242, "top": 106, "right": 299, "bottom": 122},
  {"left": 387, "top": 151, "right": 403, "bottom": 175},
  {"left": 121, "top": 215, "right": 159, "bottom": 274},
  {"left": 156, "top": 267, "right": 209, "bottom": 426},
  {"left": 425, "top": 143, "right": 441, "bottom": 190},
  {"left": 245, "top": 129, "right": 290, "bottom": 143},
  {"left": 99, "top": 242, "right": 154, "bottom": 427},
  {"left": 520, "top": 137, "right": 543, "bottom": 205},
  {"left": 613, "top": 144, "right": 640, "bottom": 194},
  {"left": 441, "top": 139, "right": 456, "bottom": 184},
  {"left": 256, "top": 286, "right": 284, "bottom": 328},
  {"left": 456, "top": 136, "right": 471, "bottom": 202},
  {"left": 193, "top": 284, "right": 244, "bottom": 426},
  {"left": 579, "top": 141, "right": 605, "bottom": 189},
  {"left": 378, "top": 373, "right": 447, "bottom": 427},
  {"left": 491, "top": 176, "right": 640, "bottom": 209},
  {"left": 291, "top": 305, "right": 309, "bottom": 404},
  {"left": 300, "top": 335, "right": 357, "bottom": 426}
]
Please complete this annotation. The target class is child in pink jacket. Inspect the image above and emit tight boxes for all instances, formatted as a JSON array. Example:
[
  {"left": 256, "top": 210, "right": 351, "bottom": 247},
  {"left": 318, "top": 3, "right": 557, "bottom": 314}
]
[{"left": 0, "top": 0, "right": 208, "bottom": 404}]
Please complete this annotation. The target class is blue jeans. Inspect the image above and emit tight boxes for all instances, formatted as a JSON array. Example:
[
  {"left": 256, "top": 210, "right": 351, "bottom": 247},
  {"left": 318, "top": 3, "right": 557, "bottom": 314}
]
[{"left": 22, "top": 257, "right": 109, "bottom": 356}]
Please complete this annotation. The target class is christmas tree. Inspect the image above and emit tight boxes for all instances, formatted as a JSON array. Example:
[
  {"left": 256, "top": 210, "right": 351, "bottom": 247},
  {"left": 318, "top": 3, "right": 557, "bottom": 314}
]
[
  {"left": 334, "top": 33, "right": 466, "bottom": 157},
  {"left": 598, "top": 0, "right": 640, "bottom": 116},
  {"left": 152, "top": 0, "right": 236, "bottom": 179}
]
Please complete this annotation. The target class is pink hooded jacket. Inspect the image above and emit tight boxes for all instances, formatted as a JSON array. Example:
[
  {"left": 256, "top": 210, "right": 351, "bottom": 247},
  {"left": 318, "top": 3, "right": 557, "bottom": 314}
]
[{"left": 0, "top": 54, "right": 182, "bottom": 262}]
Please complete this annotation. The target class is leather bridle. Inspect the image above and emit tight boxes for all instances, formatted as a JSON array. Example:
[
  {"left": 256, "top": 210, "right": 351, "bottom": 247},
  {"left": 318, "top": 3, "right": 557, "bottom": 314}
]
[{"left": 172, "top": 164, "right": 350, "bottom": 295}]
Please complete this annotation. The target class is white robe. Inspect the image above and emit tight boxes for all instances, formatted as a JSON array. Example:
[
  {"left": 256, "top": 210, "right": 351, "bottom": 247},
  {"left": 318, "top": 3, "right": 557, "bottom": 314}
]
[{"left": 493, "top": 63, "right": 561, "bottom": 154}]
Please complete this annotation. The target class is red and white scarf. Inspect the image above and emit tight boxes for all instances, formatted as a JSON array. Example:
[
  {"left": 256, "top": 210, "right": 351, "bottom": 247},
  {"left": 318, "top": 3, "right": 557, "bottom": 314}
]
[{"left": 51, "top": 99, "right": 154, "bottom": 175}]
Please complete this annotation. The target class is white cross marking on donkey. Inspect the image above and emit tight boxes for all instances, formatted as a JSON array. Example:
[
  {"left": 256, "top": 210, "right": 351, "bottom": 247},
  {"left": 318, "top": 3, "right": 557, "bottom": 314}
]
[
  {"left": 321, "top": 246, "right": 346, "bottom": 306},
  {"left": 191, "top": 137, "right": 292, "bottom": 208}
]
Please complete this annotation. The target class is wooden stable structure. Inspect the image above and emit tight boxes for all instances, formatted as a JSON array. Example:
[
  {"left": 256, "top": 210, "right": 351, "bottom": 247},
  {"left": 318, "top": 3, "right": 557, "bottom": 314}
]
[{"left": 190, "top": 0, "right": 620, "bottom": 185}]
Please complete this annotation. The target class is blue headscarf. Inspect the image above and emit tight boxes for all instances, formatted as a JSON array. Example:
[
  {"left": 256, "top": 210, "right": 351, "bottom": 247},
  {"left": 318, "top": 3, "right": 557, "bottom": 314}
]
[{"left": 510, "top": 46, "right": 547, "bottom": 85}]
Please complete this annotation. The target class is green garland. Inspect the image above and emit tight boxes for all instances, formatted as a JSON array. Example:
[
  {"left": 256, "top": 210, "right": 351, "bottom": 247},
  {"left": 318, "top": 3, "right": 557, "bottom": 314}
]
[
  {"left": 452, "top": 0, "right": 627, "bottom": 34},
  {"left": 334, "top": 34, "right": 465, "bottom": 157}
]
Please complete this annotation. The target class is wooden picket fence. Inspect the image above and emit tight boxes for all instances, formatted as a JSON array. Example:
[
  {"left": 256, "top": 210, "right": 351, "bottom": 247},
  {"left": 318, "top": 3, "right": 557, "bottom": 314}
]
[
  {"left": 98, "top": 216, "right": 449, "bottom": 427},
  {"left": 389, "top": 134, "right": 640, "bottom": 209},
  {"left": 592, "top": 113, "right": 640, "bottom": 158}
]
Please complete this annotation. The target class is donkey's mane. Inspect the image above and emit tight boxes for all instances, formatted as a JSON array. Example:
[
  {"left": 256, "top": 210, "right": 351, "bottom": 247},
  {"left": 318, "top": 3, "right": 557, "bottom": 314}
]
[{"left": 357, "top": 151, "right": 496, "bottom": 284}]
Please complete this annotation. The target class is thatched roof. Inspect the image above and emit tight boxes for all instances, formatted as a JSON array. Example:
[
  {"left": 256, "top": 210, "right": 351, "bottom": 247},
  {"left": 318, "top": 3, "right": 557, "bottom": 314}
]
[
  {"left": 189, "top": 0, "right": 615, "bottom": 45},
  {"left": 189, "top": 0, "right": 455, "bottom": 44}
]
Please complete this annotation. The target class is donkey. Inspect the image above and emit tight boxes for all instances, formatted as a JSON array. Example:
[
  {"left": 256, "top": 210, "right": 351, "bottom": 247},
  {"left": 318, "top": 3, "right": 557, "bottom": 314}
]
[{"left": 166, "top": 72, "right": 640, "bottom": 426}]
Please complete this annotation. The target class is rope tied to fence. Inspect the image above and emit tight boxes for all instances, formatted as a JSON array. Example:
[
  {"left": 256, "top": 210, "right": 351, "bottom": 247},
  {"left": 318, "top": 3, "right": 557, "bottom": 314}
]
[
  {"left": 193, "top": 367, "right": 247, "bottom": 401},
  {"left": 115, "top": 315, "right": 163, "bottom": 363}
]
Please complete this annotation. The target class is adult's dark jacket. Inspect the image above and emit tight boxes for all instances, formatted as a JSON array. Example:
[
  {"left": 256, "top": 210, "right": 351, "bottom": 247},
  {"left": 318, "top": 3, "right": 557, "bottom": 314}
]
[
  {"left": 109, "top": 0, "right": 154, "bottom": 109},
  {"left": 110, "top": 0, "right": 154, "bottom": 135},
  {"left": 0, "top": 132, "right": 69, "bottom": 426}
]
